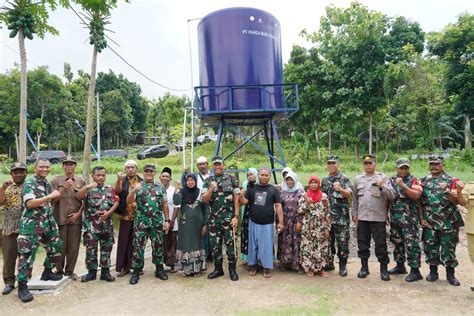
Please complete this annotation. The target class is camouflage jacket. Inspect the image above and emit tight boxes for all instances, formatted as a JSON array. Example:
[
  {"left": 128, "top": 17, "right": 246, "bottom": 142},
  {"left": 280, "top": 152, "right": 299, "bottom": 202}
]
[
  {"left": 389, "top": 174, "right": 420, "bottom": 227},
  {"left": 83, "top": 185, "right": 116, "bottom": 234},
  {"left": 321, "top": 172, "right": 352, "bottom": 226},
  {"left": 203, "top": 173, "right": 240, "bottom": 217},
  {"left": 420, "top": 171, "right": 464, "bottom": 230},
  {"left": 134, "top": 181, "right": 167, "bottom": 229},
  {"left": 20, "top": 175, "right": 58, "bottom": 235}
]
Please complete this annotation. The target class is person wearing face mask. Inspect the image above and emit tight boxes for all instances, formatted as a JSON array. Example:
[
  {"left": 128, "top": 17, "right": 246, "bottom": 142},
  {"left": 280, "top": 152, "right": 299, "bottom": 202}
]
[
  {"left": 240, "top": 167, "right": 283, "bottom": 278},
  {"left": 352, "top": 154, "right": 395, "bottom": 281},
  {"left": 278, "top": 171, "right": 305, "bottom": 273},
  {"left": 298, "top": 176, "right": 332, "bottom": 278},
  {"left": 240, "top": 168, "right": 258, "bottom": 264},
  {"left": 420, "top": 155, "right": 466, "bottom": 286}
]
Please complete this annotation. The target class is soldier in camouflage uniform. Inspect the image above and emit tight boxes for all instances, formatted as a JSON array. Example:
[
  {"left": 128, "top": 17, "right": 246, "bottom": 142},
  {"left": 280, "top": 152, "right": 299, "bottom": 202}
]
[
  {"left": 16, "top": 158, "right": 63, "bottom": 303},
  {"left": 77, "top": 166, "right": 118, "bottom": 283},
  {"left": 387, "top": 158, "right": 423, "bottom": 282},
  {"left": 420, "top": 155, "right": 466, "bottom": 286},
  {"left": 127, "top": 164, "right": 171, "bottom": 284},
  {"left": 202, "top": 156, "right": 240, "bottom": 281},
  {"left": 321, "top": 155, "right": 352, "bottom": 277}
]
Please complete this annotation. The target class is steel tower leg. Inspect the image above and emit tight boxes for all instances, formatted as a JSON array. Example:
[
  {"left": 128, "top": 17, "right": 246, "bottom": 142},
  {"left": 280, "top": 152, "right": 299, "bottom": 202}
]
[
  {"left": 263, "top": 121, "right": 277, "bottom": 184},
  {"left": 214, "top": 120, "right": 224, "bottom": 158}
]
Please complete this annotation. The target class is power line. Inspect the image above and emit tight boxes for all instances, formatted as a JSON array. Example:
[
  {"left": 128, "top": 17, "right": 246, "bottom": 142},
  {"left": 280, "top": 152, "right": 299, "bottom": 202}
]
[{"left": 68, "top": 4, "right": 189, "bottom": 92}]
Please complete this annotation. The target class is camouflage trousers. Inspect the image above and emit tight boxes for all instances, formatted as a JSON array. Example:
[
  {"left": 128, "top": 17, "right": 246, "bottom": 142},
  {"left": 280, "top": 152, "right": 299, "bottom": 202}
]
[
  {"left": 209, "top": 214, "right": 236, "bottom": 266},
  {"left": 390, "top": 222, "right": 421, "bottom": 269},
  {"left": 132, "top": 225, "right": 164, "bottom": 270},
  {"left": 329, "top": 223, "right": 350, "bottom": 261},
  {"left": 17, "top": 231, "right": 63, "bottom": 282},
  {"left": 83, "top": 231, "right": 114, "bottom": 270},
  {"left": 423, "top": 227, "right": 459, "bottom": 268}
]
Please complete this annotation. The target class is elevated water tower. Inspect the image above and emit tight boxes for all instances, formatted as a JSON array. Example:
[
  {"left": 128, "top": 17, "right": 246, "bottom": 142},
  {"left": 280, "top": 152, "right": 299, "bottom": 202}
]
[{"left": 194, "top": 7, "right": 299, "bottom": 182}]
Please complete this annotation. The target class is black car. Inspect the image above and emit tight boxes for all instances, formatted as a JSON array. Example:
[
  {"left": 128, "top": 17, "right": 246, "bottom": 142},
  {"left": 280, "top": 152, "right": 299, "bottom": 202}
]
[
  {"left": 93, "top": 149, "right": 128, "bottom": 160},
  {"left": 137, "top": 145, "right": 169, "bottom": 160},
  {"left": 26, "top": 150, "right": 67, "bottom": 164}
]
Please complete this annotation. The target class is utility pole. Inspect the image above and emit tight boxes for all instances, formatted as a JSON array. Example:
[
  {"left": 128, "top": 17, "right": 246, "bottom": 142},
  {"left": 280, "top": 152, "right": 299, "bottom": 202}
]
[{"left": 96, "top": 93, "right": 101, "bottom": 161}]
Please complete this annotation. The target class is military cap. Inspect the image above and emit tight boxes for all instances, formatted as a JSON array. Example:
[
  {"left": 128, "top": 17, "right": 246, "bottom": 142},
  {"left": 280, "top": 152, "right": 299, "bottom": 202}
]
[
  {"left": 212, "top": 156, "right": 224, "bottom": 164},
  {"left": 62, "top": 156, "right": 77, "bottom": 164},
  {"left": 428, "top": 155, "right": 444, "bottom": 164},
  {"left": 396, "top": 158, "right": 411, "bottom": 168},
  {"left": 143, "top": 164, "right": 156, "bottom": 171},
  {"left": 10, "top": 162, "right": 27, "bottom": 171},
  {"left": 327, "top": 155, "right": 339, "bottom": 162},
  {"left": 362, "top": 154, "right": 376, "bottom": 163}
]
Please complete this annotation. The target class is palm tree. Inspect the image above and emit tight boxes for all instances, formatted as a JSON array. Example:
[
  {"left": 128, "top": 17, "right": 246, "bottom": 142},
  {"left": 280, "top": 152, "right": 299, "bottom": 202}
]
[
  {"left": 0, "top": 0, "right": 62, "bottom": 163},
  {"left": 73, "top": 0, "right": 118, "bottom": 180}
]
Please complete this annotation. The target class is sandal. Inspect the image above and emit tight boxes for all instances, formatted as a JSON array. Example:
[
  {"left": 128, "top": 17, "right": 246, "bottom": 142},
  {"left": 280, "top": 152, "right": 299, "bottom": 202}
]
[
  {"left": 249, "top": 266, "right": 257, "bottom": 276},
  {"left": 116, "top": 268, "right": 130, "bottom": 277},
  {"left": 320, "top": 270, "right": 329, "bottom": 278},
  {"left": 307, "top": 270, "right": 315, "bottom": 277},
  {"left": 263, "top": 268, "right": 272, "bottom": 278}
]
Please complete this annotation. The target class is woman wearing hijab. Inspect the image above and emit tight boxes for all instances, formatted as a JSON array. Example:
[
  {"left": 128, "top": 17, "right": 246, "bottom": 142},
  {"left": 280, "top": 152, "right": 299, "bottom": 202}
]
[
  {"left": 240, "top": 168, "right": 258, "bottom": 264},
  {"left": 298, "top": 176, "right": 332, "bottom": 277},
  {"left": 281, "top": 167, "right": 305, "bottom": 191},
  {"left": 279, "top": 171, "right": 306, "bottom": 272},
  {"left": 173, "top": 174, "right": 209, "bottom": 277}
]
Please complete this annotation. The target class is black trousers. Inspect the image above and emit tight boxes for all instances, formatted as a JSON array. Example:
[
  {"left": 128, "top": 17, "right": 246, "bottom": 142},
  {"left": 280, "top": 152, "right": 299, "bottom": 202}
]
[{"left": 357, "top": 220, "right": 389, "bottom": 264}]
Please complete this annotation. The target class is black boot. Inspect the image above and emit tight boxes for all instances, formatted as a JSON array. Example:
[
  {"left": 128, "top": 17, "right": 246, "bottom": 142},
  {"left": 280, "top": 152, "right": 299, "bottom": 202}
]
[
  {"left": 446, "top": 267, "right": 460, "bottom": 286},
  {"left": 229, "top": 263, "right": 239, "bottom": 281},
  {"left": 388, "top": 262, "right": 408, "bottom": 275},
  {"left": 155, "top": 265, "right": 168, "bottom": 280},
  {"left": 100, "top": 268, "right": 115, "bottom": 282},
  {"left": 357, "top": 259, "right": 369, "bottom": 279},
  {"left": 17, "top": 281, "right": 33, "bottom": 303},
  {"left": 81, "top": 269, "right": 97, "bottom": 282},
  {"left": 324, "top": 261, "right": 335, "bottom": 271},
  {"left": 405, "top": 268, "right": 423, "bottom": 282},
  {"left": 426, "top": 265, "right": 439, "bottom": 282},
  {"left": 40, "top": 268, "right": 63, "bottom": 281},
  {"left": 339, "top": 258, "right": 348, "bottom": 277},
  {"left": 207, "top": 264, "right": 224, "bottom": 279},
  {"left": 380, "top": 263, "right": 390, "bottom": 281},
  {"left": 129, "top": 270, "right": 140, "bottom": 285},
  {"left": 2, "top": 283, "right": 15, "bottom": 295}
]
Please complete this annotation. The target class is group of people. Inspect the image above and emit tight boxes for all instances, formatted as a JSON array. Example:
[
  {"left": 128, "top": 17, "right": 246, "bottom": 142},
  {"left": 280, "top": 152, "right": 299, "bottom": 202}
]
[{"left": 0, "top": 152, "right": 469, "bottom": 303}]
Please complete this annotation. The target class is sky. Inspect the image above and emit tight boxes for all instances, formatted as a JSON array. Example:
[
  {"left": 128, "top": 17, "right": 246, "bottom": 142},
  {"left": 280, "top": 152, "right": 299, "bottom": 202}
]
[{"left": 0, "top": 0, "right": 473, "bottom": 100}]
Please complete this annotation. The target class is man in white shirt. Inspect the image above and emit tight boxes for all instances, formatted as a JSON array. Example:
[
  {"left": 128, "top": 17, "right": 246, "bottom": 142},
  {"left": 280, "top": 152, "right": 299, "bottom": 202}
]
[
  {"left": 196, "top": 156, "right": 211, "bottom": 189},
  {"left": 161, "top": 167, "right": 178, "bottom": 272}
]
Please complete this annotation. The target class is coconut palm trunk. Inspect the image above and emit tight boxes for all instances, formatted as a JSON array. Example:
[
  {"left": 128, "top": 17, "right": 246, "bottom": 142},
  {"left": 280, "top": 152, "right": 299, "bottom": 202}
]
[{"left": 82, "top": 45, "right": 98, "bottom": 181}]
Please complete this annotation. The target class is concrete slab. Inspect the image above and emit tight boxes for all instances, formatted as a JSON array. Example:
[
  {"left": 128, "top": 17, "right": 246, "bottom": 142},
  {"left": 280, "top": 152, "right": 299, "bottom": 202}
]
[{"left": 28, "top": 275, "right": 70, "bottom": 291}]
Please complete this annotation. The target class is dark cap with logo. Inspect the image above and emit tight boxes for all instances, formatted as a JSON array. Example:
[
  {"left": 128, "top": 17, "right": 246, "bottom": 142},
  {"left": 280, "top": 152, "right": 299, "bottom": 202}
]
[
  {"left": 362, "top": 154, "right": 376, "bottom": 163},
  {"left": 327, "top": 155, "right": 339, "bottom": 162},
  {"left": 212, "top": 156, "right": 224, "bottom": 164},
  {"left": 10, "top": 162, "right": 27, "bottom": 171},
  {"left": 144, "top": 164, "right": 156, "bottom": 171},
  {"left": 63, "top": 156, "right": 77, "bottom": 164}
]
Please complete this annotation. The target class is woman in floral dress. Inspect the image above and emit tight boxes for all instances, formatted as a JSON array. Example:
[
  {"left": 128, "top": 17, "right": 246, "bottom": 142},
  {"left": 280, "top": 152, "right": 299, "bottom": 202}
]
[
  {"left": 279, "top": 171, "right": 305, "bottom": 272},
  {"left": 298, "top": 176, "right": 332, "bottom": 277}
]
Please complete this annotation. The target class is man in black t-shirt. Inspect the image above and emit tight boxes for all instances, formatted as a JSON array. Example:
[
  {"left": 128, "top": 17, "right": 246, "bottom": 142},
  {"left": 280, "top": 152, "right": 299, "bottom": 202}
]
[{"left": 240, "top": 167, "right": 283, "bottom": 278}]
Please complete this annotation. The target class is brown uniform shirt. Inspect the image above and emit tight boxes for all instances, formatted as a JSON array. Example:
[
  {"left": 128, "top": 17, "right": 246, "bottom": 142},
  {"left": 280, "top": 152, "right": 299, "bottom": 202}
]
[{"left": 51, "top": 174, "right": 87, "bottom": 225}]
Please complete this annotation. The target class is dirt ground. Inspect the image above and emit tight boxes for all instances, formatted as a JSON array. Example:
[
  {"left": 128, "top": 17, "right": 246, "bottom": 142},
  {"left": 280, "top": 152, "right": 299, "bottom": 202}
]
[{"left": 0, "top": 227, "right": 473, "bottom": 315}]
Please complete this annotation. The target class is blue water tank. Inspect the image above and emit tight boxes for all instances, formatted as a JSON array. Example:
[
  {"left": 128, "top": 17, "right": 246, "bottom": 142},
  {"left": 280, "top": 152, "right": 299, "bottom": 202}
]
[{"left": 197, "top": 7, "right": 283, "bottom": 117}]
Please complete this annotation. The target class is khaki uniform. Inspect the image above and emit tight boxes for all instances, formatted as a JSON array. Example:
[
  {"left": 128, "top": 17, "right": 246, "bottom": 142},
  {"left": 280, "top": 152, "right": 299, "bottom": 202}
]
[
  {"left": 464, "top": 183, "right": 474, "bottom": 263},
  {"left": 51, "top": 175, "right": 87, "bottom": 275}
]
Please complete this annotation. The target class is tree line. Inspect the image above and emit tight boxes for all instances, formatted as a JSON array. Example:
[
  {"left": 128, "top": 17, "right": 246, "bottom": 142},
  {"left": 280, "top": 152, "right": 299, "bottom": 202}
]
[{"left": 284, "top": 3, "right": 473, "bottom": 160}]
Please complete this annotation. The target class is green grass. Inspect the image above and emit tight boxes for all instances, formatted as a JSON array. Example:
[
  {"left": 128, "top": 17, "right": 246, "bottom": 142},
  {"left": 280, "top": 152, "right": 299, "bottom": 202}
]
[{"left": 234, "top": 286, "right": 336, "bottom": 316}]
